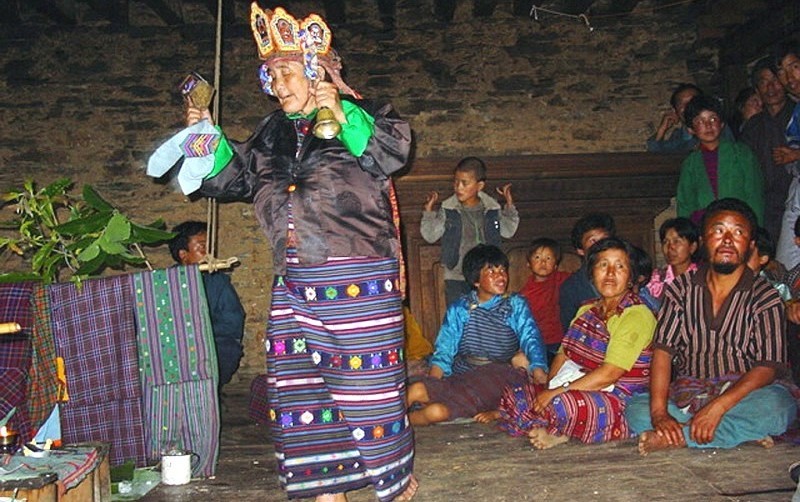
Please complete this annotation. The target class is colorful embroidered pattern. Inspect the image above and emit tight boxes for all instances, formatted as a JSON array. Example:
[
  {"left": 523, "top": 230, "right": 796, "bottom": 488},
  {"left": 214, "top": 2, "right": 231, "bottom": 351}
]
[
  {"left": 293, "top": 278, "right": 398, "bottom": 303},
  {"left": 181, "top": 133, "right": 219, "bottom": 158}
]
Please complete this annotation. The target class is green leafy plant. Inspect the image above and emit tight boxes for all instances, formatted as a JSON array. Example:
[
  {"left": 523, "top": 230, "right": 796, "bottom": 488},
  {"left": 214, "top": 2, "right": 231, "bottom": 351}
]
[{"left": 0, "top": 178, "right": 175, "bottom": 284}]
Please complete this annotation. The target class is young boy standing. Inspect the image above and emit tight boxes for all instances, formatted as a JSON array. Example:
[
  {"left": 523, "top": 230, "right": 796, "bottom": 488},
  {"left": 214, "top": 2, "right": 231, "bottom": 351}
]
[
  {"left": 676, "top": 95, "right": 765, "bottom": 226},
  {"left": 520, "top": 238, "right": 571, "bottom": 360},
  {"left": 421, "top": 157, "right": 519, "bottom": 306},
  {"left": 406, "top": 244, "right": 547, "bottom": 426}
]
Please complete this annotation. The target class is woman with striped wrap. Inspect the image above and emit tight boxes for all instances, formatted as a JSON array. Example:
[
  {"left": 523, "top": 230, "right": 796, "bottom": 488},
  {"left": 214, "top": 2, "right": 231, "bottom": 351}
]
[
  {"left": 494, "top": 238, "right": 656, "bottom": 449},
  {"left": 182, "top": 4, "right": 416, "bottom": 501}
]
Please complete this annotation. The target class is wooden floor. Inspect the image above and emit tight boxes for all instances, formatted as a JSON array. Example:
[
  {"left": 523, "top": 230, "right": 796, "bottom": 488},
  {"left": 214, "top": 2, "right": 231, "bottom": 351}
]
[{"left": 142, "top": 378, "right": 800, "bottom": 501}]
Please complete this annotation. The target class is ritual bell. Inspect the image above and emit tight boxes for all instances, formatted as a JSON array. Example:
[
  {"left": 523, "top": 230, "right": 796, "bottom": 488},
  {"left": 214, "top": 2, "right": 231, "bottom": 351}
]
[{"left": 313, "top": 107, "right": 341, "bottom": 139}]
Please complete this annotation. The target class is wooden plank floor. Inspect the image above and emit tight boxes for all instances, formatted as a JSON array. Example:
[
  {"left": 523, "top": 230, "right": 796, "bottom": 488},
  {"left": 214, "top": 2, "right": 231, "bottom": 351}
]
[{"left": 142, "top": 378, "right": 799, "bottom": 501}]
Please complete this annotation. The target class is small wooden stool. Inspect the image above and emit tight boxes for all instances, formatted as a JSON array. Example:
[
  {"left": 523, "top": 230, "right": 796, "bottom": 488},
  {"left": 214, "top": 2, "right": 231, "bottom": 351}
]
[{"left": 0, "top": 442, "right": 111, "bottom": 501}]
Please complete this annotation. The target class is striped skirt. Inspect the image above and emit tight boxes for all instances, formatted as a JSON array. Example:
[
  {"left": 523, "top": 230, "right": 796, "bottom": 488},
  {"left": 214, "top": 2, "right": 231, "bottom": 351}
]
[
  {"left": 265, "top": 256, "right": 414, "bottom": 501},
  {"left": 498, "top": 382, "right": 631, "bottom": 443}
]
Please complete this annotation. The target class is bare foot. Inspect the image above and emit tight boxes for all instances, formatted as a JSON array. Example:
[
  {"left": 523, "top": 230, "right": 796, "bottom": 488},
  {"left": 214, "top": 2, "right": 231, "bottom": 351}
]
[
  {"left": 637, "top": 430, "right": 684, "bottom": 456},
  {"left": 528, "top": 428, "right": 568, "bottom": 450},
  {"left": 395, "top": 474, "right": 419, "bottom": 501},
  {"left": 753, "top": 436, "right": 774, "bottom": 449},
  {"left": 316, "top": 493, "right": 347, "bottom": 502},
  {"left": 474, "top": 410, "right": 500, "bottom": 424}
]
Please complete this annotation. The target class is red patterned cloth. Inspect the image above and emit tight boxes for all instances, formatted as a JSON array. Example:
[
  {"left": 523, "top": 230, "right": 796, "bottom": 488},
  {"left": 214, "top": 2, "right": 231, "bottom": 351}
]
[
  {"left": 248, "top": 374, "right": 270, "bottom": 424},
  {"left": 497, "top": 291, "right": 653, "bottom": 443},
  {"left": 0, "top": 282, "right": 35, "bottom": 441},
  {"left": 26, "top": 285, "right": 59, "bottom": 434}
]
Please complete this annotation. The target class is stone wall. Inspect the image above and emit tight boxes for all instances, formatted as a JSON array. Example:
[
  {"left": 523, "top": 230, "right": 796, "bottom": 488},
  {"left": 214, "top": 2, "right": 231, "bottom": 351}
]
[{"left": 0, "top": 0, "right": 727, "bottom": 379}]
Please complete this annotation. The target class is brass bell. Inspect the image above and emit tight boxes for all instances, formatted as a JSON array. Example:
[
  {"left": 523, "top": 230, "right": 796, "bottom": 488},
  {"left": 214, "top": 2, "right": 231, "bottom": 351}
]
[{"left": 313, "top": 107, "right": 341, "bottom": 139}]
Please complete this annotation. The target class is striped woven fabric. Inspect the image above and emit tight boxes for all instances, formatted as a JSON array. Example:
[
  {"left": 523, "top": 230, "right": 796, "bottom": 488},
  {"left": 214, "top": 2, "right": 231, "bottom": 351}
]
[
  {"left": 26, "top": 284, "right": 59, "bottom": 433},
  {"left": 130, "top": 266, "right": 219, "bottom": 477},
  {"left": 498, "top": 294, "right": 652, "bottom": 443},
  {"left": 49, "top": 275, "right": 147, "bottom": 466},
  {"left": 0, "top": 282, "right": 34, "bottom": 440},
  {"left": 265, "top": 256, "right": 414, "bottom": 502}
]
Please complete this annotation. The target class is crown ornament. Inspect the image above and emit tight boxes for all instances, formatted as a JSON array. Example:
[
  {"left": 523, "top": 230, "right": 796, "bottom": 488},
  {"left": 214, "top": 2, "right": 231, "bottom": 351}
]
[
  {"left": 250, "top": 3, "right": 360, "bottom": 100},
  {"left": 250, "top": 4, "right": 332, "bottom": 62}
]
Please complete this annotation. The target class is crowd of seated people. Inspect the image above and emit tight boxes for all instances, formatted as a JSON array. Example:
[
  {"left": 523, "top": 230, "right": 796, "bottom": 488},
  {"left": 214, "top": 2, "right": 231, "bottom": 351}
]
[{"left": 409, "top": 40, "right": 800, "bottom": 464}]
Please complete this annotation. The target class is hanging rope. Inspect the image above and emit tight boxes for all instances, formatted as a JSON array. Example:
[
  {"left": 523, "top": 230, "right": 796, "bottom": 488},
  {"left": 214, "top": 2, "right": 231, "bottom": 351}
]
[{"left": 202, "top": 0, "right": 239, "bottom": 272}]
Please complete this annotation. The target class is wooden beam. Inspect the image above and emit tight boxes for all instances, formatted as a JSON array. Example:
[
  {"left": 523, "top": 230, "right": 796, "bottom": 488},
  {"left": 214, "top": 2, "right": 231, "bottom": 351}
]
[
  {"left": 543, "top": 0, "right": 595, "bottom": 15},
  {"left": 0, "top": 0, "right": 21, "bottom": 24},
  {"left": 589, "top": 0, "right": 640, "bottom": 15},
  {"left": 142, "top": 0, "right": 183, "bottom": 25},
  {"left": 30, "top": 0, "right": 77, "bottom": 24},
  {"left": 84, "top": 0, "right": 129, "bottom": 25},
  {"left": 719, "top": 0, "right": 800, "bottom": 66}
]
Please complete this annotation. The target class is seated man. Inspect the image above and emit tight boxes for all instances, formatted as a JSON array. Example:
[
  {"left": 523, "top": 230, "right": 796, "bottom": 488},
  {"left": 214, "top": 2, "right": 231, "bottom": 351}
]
[
  {"left": 169, "top": 221, "right": 245, "bottom": 392},
  {"left": 626, "top": 198, "right": 796, "bottom": 454},
  {"left": 407, "top": 244, "right": 548, "bottom": 426}
]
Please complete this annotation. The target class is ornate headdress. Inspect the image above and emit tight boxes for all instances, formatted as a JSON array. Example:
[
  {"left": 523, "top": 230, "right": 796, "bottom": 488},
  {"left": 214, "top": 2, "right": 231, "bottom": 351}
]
[{"left": 249, "top": 3, "right": 360, "bottom": 99}]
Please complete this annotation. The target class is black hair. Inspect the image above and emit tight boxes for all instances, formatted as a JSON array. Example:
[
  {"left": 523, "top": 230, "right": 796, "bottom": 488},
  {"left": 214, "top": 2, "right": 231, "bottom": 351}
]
[
  {"left": 734, "top": 86, "right": 757, "bottom": 113},
  {"left": 659, "top": 217, "right": 700, "bottom": 244},
  {"left": 773, "top": 40, "right": 800, "bottom": 68},
  {"left": 750, "top": 57, "right": 778, "bottom": 88},
  {"left": 585, "top": 237, "right": 635, "bottom": 283},
  {"left": 462, "top": 244, "right": 509, "bottom": 286},
  {"left": 570, "top": 213, "right": 616, "bottom": 251},
  {"left": 669, "top": 83, "right": 702, "bottom": 110},
  {"left": 629, "top": 244, "right": 653, "bottom": 288},
  {"left": 168, "top": 221, "right": 207, "bottom": 263},
  {"left": 659, "top": 217, "right": 700, "bottom": 262},
  {"left": 700, "top": 198, "right": 758, "bottom": 238},
  {"left": 527, "top": 237, "right": 562, "bottom": 264},
  {"left": 753, "top": 226, "right": 776, "bottom": 260},
  {"left": 795, "top": 215, "right": 800, "bottom": 238},
  {"left": 683, "top": 94, "right": 723, "bottom": 127},
  {"left": 454, "top": 156, "right": 487, "bottom": 182}
]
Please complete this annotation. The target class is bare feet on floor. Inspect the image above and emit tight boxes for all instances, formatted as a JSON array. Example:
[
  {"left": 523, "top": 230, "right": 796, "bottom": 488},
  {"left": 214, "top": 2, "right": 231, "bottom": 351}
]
[
  {"left": 473, "top": 410, "right": 500, "bottom": 423},
  {"left": 395, "top": 474, "right": 419, "bottom": 501},
  {"left": 753, "top": 436, "right": 774, "bottom": 449},
  {"left": 637, "top": 430, "right": 684, "bottom": 456},
  {"left": 528, "top": 428, "right": 568, "bottom": 450}
]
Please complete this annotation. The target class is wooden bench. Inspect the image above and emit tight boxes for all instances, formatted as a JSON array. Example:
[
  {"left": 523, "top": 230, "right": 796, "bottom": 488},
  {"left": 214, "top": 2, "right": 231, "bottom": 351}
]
[{"left": 394, "top": 152, "right": 684, "bottom": 343}]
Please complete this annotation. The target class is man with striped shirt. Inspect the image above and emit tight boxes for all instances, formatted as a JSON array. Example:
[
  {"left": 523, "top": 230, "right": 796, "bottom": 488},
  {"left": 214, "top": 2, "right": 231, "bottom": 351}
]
[{"left": 626, "top": 198, "right": 797, "bottom": 454}]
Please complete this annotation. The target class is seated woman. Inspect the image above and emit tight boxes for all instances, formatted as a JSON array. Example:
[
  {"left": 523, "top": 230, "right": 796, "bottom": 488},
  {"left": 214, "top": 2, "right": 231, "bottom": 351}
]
[
  {"left": 640, "top": 217, "right": 699, "bottom": 311},
  {"left": 407, "top": 244, "right": 548, "bottom": 426},
  {"left": 483, "top": 237, "right": 655, "bottom": 449}
]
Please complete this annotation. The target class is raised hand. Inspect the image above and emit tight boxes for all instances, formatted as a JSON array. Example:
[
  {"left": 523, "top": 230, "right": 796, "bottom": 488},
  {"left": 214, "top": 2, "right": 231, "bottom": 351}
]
[
  {"left": 424, "top": 191, "right": 439, "bottom": 212},
  {"left": 496, "top": 183, "right": 514, "bottom": 207}
]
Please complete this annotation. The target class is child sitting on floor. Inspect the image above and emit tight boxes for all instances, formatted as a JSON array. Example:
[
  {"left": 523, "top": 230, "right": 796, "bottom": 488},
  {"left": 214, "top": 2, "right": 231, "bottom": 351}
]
[
  {"left": 519, "top": 238, "right": 570, "bottom": 361},
  {"left": 406, "top": 244, "right": 548, "bottom": 426}
]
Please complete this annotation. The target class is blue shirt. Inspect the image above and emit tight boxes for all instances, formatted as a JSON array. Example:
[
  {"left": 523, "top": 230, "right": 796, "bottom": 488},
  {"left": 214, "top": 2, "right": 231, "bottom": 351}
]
[{"left": 430, "top": 292, "right": 547, "bottom": 376}]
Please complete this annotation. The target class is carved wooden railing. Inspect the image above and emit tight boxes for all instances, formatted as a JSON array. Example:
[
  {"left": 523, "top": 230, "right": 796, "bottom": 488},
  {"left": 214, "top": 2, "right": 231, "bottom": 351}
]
[{"left": 394, "top": 152, "right": 684, "bottom": 343}]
